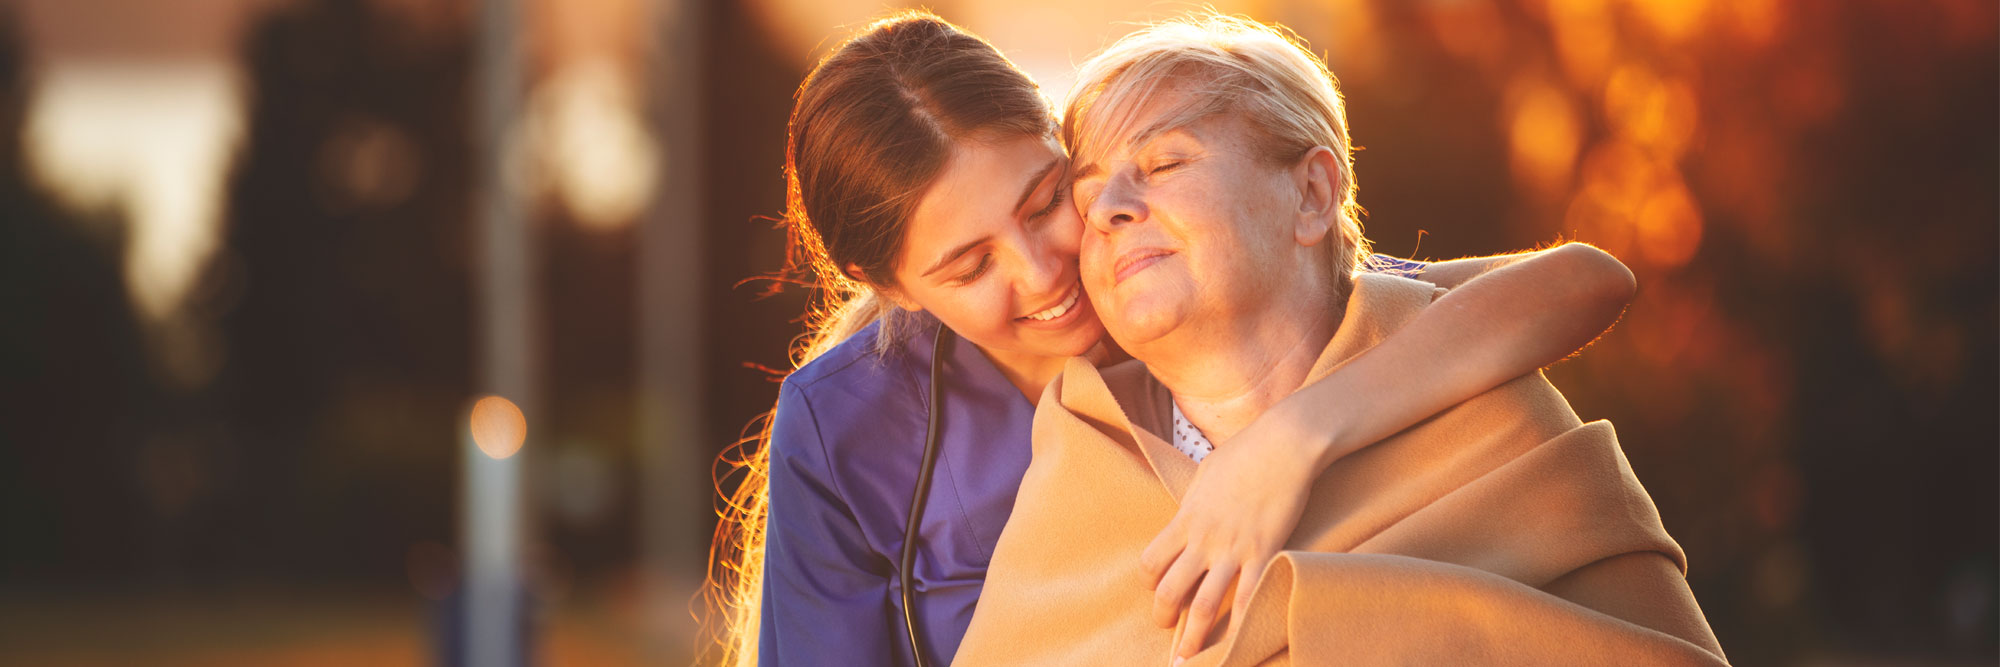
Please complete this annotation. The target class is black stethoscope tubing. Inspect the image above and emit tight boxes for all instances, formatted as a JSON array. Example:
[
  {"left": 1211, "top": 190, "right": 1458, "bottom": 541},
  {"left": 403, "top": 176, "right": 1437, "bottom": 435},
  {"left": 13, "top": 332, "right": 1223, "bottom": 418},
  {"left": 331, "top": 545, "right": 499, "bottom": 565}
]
[{"left": 900, "top": 322, "right": 953, "bottom": 667}]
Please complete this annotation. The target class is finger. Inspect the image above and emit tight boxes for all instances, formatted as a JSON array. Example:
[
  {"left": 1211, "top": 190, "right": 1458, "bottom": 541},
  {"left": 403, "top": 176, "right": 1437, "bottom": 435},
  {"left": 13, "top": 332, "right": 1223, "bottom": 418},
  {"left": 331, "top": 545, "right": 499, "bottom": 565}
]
[
  {"left": 1178, "top": 559, "right": 1239, "bottom": 659},
  {"left": 1141, "top": 517, "right": 1188, "bottom": 588},
  {"left": 1229, "top": 559, "right": 1267, "bottom": 635},
  {"left": 1152, "top": 553, "right": 1207, "bottom": 628}
]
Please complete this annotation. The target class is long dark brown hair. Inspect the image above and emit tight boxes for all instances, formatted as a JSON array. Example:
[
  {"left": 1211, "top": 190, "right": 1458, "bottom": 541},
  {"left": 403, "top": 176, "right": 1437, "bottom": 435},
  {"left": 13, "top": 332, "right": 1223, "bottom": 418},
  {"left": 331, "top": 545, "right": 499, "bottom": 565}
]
[{"left": 703, "top": 11, "right": 1054, "bottom": 665}]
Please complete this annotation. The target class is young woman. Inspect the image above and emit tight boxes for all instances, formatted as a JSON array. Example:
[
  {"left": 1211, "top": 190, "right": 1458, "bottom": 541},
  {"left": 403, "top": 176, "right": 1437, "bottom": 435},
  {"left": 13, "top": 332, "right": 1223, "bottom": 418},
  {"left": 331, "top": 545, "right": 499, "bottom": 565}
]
[{"left": 709, "top": 11, "right": 1639, "bottom": 667}]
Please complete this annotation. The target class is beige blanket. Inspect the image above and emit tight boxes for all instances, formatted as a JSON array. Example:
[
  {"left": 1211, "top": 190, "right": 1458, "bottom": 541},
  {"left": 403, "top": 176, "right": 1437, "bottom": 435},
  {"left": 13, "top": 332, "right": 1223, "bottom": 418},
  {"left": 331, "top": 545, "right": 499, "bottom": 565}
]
[{"left": 954, "top": 273, "right": 1726, "bottom": 666}]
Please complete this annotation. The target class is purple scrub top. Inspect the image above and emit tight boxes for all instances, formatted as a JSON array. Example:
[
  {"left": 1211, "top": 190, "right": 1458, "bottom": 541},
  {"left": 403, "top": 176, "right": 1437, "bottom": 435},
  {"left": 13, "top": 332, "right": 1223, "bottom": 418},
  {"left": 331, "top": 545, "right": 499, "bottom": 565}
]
[
  {"left": 761, "top": 316, "right": 1034, "bottom": 667},
  {"left": 758, "top": 256, "right": 1426, "bottom": 666}
]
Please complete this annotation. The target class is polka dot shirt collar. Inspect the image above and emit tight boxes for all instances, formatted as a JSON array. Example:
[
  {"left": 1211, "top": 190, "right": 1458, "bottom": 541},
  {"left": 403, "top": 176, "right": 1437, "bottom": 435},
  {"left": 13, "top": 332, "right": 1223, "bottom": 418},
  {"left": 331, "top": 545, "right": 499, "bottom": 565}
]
[{"left": 1169, "top": 401, "right": 1215, "bottom": 463}]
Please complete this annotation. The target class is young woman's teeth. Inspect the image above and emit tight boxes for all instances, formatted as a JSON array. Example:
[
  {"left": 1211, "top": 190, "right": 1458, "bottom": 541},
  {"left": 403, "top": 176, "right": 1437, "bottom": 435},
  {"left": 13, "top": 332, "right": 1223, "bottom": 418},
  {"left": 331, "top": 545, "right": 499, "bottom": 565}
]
[{"left": 1024, "top": 288, "right": 1080, "bottom": 321}]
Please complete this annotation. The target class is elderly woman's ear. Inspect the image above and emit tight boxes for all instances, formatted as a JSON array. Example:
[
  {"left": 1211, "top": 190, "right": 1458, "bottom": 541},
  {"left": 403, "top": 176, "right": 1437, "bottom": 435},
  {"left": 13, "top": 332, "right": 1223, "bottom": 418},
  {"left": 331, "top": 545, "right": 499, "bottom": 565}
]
[{"left": 1290, "top": 145, "right": 1345, "bottom": 247}]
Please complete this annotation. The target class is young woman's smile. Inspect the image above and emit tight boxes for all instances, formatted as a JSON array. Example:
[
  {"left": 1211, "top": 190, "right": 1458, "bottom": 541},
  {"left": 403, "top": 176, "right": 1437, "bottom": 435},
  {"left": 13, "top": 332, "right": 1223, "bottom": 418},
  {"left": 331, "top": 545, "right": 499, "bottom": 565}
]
[{"left": 1015, "top": 280, "right": 1089, "bottom": 328}]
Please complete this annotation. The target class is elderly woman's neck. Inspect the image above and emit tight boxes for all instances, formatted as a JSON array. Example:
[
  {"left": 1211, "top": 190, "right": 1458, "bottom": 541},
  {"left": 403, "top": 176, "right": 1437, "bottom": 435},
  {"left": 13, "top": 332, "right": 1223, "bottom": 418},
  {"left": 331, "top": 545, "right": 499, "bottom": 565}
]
[{"left": 1149, "top": 292, "right": 1345, "bottom": 444}]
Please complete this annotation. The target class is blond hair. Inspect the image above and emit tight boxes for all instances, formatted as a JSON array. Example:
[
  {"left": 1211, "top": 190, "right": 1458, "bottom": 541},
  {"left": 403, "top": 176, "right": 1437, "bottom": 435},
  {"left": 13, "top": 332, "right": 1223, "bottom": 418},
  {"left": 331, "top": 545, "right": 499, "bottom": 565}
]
[{"left": 1062, "top": 13, "right": 1370, "bottom": 294}]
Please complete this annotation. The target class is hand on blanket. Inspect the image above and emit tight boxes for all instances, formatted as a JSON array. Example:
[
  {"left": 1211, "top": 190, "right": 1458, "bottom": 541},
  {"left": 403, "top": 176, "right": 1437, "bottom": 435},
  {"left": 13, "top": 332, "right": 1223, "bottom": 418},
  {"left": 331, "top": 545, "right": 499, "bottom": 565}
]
[{"left": 1143, "top": 431, "right": 1317, "bottom": 661}]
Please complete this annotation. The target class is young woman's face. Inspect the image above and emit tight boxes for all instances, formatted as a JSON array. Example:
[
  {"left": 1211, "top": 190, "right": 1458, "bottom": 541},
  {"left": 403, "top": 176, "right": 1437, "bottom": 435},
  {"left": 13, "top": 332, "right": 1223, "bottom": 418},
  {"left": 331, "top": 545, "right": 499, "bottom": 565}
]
[{"left": 884, "top": 133, "right": 1105, "bottom": 361}]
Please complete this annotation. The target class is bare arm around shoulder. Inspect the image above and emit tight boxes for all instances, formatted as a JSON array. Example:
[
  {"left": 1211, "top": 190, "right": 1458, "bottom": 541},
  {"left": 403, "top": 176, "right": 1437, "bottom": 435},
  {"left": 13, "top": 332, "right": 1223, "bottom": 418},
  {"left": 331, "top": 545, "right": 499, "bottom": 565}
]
[
  {"left": 1146, "top": 242, "right": 1640, "bottom": 660},
  {"left": 1291, "top": 241, "right": 1637, "bottom": 470}
]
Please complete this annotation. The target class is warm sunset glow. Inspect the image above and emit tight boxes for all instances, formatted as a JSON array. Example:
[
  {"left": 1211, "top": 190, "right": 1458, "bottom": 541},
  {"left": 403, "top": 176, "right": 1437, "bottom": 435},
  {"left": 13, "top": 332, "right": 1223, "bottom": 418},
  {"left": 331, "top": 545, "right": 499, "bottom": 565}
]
[
  {"left": 1604, "top": 66, "right": 1699, "bottom": 159},
  {"left": 470, "top": 395, "right": 528, "bottom": 460},
  {"left": 1422, "top": 0, "right": 1509, "bottom": 71},
  {"left": 1506, "top": 77, "right": 1581, "bottom": 200},
  {"left": 743, "top": 0, "right": 1276, "bottom": 105},
  {"left": 1546, "top": 0, "right": 1616, "bottom": 86},
  {"left": 1630, "top": 0, "right": 1708, "bottom": 44},
  {"left": 1724, "top": 0, "right": 1785, "bottom": 48}
]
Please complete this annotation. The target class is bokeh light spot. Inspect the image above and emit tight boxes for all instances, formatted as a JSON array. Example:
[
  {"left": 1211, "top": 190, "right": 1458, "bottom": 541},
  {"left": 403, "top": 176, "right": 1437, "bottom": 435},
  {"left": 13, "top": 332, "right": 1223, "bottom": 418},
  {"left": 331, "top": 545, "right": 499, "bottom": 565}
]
[
  {"left": 1630, "top": 0, "right": 1708, "bottom": 44},
  {"left": 314, "top": 116, "right": 422, "bottom": 213},
  {"left": 1605, "top": 66, "right": 1700, "bottom": 158},
  {"left": 470, "top": 395, "right": 527, "bottom": 460},
  {"left": 1423, "top": 0, "right": 1509, "bottom": 71},
  {"left": 529, "top": 60, "right": 660, "bottom": 231},
  {"left": 1547, "top": 0, "right": 1617, "bottom": 85},
  {"left": 1506, "top": 77, "right": 1581, "bottom": 200},
  {"left": 1725, "top": 0, "right": 1785, "bottom": 48},
  {"left": 1580, "top": 139, "right": 1659, "bottom": 210},
  {"left": 1636, "top": 179, "right": 1705, "bottom": 268}
]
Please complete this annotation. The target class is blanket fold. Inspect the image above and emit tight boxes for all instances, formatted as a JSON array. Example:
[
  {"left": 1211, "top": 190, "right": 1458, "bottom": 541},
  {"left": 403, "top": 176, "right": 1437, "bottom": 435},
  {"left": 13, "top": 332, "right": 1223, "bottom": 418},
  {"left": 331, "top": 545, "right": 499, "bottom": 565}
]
[{"left": 953, "top": 273, "right": 1726, "bottom": 666}]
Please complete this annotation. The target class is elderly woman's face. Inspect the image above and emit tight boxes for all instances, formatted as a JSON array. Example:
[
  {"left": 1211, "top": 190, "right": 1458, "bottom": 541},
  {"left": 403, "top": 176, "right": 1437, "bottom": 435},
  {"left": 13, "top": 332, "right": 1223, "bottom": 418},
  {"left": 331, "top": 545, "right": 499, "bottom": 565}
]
[{"left": 1071, "top": 92, "right": 1309, "bottom": 350}]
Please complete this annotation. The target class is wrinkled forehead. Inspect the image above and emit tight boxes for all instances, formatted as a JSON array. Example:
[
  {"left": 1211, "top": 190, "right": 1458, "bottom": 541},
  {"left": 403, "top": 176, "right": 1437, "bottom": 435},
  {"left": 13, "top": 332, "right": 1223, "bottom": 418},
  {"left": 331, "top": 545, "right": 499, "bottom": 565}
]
[{"left": 1066, "top": 64, "right": 1232, "bottom": 175}]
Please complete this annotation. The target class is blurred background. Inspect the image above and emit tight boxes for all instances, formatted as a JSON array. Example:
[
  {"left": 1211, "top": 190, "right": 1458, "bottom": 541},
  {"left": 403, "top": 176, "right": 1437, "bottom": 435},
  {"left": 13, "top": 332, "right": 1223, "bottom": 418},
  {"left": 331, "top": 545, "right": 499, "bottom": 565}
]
[{"left": 0, "top": 0, "right": 1992, "bottom": 664}]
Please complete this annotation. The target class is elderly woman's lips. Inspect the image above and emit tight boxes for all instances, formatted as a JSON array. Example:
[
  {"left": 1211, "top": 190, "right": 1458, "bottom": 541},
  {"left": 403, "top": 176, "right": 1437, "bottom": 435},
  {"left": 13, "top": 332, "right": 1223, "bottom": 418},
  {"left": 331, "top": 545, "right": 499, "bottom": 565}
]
[{"left": 1113, "top": 249, "right": 1173, "bottom": 285}]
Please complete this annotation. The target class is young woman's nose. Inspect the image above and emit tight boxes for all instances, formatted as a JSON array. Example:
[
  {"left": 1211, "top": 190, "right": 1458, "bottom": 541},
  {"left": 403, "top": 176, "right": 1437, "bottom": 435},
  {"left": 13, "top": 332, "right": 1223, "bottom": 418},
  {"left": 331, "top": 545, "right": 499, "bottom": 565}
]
[
  {"left": 1085, "top": 173, "right": 1148, "bottom": 234},
  {"left": 1014, "top": 227, "right": 1068, "bottom": 298}
]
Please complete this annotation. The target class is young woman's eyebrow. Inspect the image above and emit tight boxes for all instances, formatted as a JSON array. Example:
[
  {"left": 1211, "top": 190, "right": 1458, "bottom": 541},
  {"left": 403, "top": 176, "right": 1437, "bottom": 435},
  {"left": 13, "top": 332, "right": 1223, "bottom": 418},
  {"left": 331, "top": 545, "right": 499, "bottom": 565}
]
[
  {"left": 921, "top": 235, "right": 992, "bottom": 278},
  {"left": 1012, "top": 158, "right": 1061, "bottom": 213}
]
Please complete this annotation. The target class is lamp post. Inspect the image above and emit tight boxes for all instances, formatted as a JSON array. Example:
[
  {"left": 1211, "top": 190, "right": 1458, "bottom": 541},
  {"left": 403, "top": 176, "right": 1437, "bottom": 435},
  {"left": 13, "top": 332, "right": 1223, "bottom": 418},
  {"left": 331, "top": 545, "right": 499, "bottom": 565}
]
[
  {"left": 639, "top": 0, "right": 707, "bottom": 658},
  {"left": 464, "top": 0, "right": 535, "bottom": 663}
]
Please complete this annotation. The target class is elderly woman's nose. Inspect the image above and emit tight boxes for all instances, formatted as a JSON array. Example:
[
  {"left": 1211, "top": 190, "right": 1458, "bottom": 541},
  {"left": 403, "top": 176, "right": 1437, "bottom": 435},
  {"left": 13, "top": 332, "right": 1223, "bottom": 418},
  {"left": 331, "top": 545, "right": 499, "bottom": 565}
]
[{"left": 1086, "top": 175, "right": 1148, "bottom": 233}]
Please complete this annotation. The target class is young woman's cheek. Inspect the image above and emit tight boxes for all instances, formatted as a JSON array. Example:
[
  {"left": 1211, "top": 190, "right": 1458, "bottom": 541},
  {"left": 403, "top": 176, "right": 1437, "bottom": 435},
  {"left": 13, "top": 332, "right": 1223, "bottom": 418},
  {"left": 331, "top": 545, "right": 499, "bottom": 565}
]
[
  {"left": 976, "top": 280, "right": 1022, "bottom": 342},
  {"left": 1050, "top": 202, "right": 1086, "bottom": 257},
  {"left": 921, "top": 282, "right": 987, "bottom": 341}
]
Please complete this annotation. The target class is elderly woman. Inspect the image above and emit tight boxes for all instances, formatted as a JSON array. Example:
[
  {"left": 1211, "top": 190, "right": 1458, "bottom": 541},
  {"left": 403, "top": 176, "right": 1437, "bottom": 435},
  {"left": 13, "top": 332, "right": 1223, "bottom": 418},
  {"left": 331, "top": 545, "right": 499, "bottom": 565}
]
[{"left": 953, "top": 15, "right": 1729, "bottom": 666}]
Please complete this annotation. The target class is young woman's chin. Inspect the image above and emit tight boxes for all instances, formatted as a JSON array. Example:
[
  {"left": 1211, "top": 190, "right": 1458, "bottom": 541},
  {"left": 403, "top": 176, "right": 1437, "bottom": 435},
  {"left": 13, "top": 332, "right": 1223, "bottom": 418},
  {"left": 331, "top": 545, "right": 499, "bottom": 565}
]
[{"left": 1028, "top": 324, "right": 1106, "bottom": 359}]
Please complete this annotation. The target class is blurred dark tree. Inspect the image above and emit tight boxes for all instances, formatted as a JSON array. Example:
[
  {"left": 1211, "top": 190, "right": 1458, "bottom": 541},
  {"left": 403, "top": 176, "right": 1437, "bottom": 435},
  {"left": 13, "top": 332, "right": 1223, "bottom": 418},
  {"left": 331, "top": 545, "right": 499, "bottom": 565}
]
[
  {"left": 0, "top": 8, "right": 158, "bottom": 585},
  {"left": 219, "top": 0, "right": 472, "bottom": 581}
]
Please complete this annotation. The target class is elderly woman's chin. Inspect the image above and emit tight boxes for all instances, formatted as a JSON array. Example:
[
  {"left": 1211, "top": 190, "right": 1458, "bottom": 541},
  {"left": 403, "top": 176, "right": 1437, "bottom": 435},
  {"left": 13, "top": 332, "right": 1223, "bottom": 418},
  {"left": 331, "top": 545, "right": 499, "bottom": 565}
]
[{"left": 1089, "top": 281, "right": 1194, "bottom": 353}]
